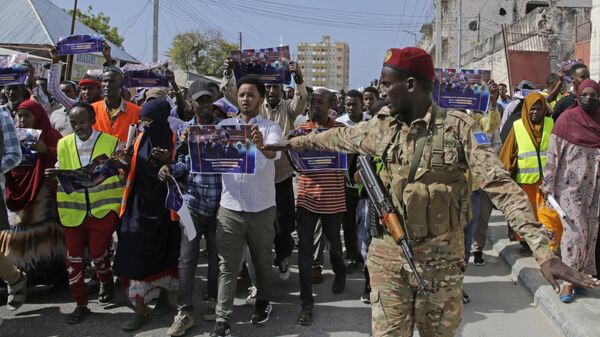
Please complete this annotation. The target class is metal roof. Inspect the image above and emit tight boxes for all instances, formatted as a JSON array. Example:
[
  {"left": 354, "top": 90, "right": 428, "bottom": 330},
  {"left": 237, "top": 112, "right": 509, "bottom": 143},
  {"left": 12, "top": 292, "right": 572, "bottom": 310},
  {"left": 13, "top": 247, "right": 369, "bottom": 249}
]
[{"left": 0, "top": 0, "right": 138, "bottom": 64}]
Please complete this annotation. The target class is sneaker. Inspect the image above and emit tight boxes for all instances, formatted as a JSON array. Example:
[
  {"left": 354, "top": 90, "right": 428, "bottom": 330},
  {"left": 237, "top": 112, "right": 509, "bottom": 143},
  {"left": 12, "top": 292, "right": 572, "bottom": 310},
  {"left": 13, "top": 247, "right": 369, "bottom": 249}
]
[
  {"left": 209, "top": 322, "right": 231, "bottom": 337},
  {"left": 251, "top": 300, "right": 272, "bottom": 325},
  {"left": 360, "top": 283, "right": 371, "bottom": 304},
  {"left": 167, "top": 311, "right": 194, "bottom": 336},
  {"left": 462, "top": 290, "right": 471, "bottom": 304},
  {"left": 279, "top": 258, "right": 290, "bottom": 280},
  {"left": 245, "top": 285, "right": 257, "bottom": 306},
  {"left": 204, "top": 298, "right": 217, "bottom": 321},
  {"left": 312, "top": 265, "right": 323, "bottom": 284},
  {"left": 473, "top": 252, "right": 485, "bottom": 266}
]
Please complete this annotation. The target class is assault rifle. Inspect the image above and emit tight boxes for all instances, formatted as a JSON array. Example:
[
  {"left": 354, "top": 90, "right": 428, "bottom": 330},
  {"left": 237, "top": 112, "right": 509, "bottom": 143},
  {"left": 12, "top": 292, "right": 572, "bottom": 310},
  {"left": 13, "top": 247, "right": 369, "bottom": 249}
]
[{"left": 357, "top": 155, "right": 428, "bottom": 292}]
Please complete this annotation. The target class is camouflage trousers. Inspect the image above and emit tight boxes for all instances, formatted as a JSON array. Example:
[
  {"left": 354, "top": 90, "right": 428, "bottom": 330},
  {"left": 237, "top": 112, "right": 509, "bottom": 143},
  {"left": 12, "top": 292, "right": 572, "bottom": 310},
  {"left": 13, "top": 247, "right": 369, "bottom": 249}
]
[{"left": 368, "top": 234, "right": 465, "bottom": 337}]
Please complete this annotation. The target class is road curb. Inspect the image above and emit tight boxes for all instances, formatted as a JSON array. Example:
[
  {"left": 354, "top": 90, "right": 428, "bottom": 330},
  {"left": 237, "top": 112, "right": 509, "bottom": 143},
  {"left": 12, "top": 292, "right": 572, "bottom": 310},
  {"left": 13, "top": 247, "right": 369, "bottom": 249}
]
[{"left": 486, "top": 214, "right": 596, "bottom": 337}]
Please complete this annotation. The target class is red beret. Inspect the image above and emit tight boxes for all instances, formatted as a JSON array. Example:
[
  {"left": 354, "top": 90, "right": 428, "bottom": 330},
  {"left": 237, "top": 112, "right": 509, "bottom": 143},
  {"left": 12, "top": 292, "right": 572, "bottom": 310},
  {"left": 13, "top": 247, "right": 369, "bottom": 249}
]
[{"left": 383, "top": 47, "right": 434, "bottom": 81}]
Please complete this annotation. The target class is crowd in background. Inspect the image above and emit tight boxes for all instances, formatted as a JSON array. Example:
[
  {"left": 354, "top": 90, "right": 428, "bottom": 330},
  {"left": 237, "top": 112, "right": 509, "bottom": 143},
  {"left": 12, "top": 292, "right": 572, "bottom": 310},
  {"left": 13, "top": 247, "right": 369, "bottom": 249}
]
[{"left": 0, "top": 42, "right": 599, "bottom": 337}]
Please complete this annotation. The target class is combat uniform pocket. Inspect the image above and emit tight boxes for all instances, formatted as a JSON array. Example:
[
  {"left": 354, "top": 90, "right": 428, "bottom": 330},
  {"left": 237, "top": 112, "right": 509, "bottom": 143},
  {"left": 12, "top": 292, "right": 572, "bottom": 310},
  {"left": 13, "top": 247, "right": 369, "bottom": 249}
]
[
  {"left": 427, "top": 183, "right": 451, "bottom": 237},
  {"left": 402, "top": 182, "right": 429, "bottom": 239},
  {"left": 370, "top": 290, "right": 390, "bottom": 332}
]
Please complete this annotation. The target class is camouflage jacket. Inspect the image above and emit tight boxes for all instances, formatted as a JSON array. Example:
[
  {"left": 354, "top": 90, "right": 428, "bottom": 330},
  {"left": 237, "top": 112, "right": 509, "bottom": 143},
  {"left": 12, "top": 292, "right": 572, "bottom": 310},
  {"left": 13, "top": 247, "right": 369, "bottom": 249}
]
[{"left": 291, "top": 102, "right": 556, "bottom": 265}]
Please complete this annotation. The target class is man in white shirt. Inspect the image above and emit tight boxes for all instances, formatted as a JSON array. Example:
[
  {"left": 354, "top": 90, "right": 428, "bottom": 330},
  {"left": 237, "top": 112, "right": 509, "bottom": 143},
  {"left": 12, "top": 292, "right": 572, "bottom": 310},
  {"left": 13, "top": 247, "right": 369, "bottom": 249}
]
[{"left": 210, "top": 76, "right": 282, "bottom": 337}]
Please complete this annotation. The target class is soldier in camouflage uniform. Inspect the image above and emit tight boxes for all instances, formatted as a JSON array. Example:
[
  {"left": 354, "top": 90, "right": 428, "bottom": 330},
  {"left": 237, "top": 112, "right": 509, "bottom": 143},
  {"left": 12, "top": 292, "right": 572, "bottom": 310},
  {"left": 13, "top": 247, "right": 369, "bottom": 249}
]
[{"left": 265, "top": 47, "right": 599, "bottom": 337}]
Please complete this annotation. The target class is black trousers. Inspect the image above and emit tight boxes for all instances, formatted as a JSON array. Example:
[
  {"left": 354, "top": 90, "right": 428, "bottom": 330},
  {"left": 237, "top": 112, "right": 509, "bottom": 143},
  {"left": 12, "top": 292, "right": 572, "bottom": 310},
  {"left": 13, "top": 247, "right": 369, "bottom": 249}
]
[
  {"left": 342, "top": 187, "right": 361, "bottom": 262},
  {"left": 296, "top": 207, "right": 345, "bottom": 308},
  {"left": 274, "top": 176, "right": 296, "bottom": 265}
]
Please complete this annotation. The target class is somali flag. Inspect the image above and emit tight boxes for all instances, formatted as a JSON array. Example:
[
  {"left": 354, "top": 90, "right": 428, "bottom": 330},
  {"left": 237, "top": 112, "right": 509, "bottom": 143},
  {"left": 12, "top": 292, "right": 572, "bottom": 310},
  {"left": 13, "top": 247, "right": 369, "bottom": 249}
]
[{"left": 165, "top": 176, "right": 196, "bottom": 240}]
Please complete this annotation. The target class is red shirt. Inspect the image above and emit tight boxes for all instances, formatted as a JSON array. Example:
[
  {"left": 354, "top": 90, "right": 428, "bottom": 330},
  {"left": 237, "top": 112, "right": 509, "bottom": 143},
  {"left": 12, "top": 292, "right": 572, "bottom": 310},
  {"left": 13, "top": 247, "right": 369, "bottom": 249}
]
[{"left": 295, "top": 118, "right": 347, "bottom": 214}]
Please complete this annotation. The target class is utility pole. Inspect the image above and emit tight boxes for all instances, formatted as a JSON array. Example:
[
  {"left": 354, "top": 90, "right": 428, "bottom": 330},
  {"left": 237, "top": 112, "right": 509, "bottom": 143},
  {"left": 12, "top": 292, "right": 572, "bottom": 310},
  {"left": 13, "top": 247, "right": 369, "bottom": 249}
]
[
  {"left": 435, "top": 0, "right": 442, "bottom": 67},
  {"left": 457, "top": 0, "right": 462, "bottom": 68},
  {"left": 239, "top": 32, "right": 243, "bottom": 50},
  {"left": 65, "top": 0, "right": 78, "bottom": 80},
  {"left": 152, "top": 0, "right": 159, "bottom": 62}
]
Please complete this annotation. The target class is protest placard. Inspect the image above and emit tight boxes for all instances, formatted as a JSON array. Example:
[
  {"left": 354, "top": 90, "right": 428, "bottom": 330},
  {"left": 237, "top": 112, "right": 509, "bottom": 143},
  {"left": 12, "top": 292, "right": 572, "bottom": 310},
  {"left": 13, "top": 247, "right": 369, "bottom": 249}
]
[
  {"left": 433, "top": 68, "right": 491, "bottom": 112},
  {"left": 286, "top": 129, "right": 348, "bottom": 172},
  {"left": 55, "top": 154, "right": 120, "bottom": 194},
  {"left": 16, "top": 128, "right": 41, "bottom": 166},
  {"left": 0, "top": 66, "right": 29, "bottom": 86},
  {"left": 56, "top": 34, "right": 104, "bottom": 55},
  {"left": 230, "top": 46, "right": 292, "bottom": 84},
  {"left": 188, "top": 125, "right": 256, "bottom": 174},
  {"left": 122, "top": 61, "right": 169, "bottom": 88}
]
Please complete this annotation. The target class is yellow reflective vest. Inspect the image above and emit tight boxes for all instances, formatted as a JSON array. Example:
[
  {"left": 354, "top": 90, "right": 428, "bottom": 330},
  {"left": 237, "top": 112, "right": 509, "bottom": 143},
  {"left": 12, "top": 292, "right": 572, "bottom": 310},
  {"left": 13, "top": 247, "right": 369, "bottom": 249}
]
[
  {"left": 56, "top": 132, "right": 124, "bottom": 227},
  {"left": 513, "top": 117, "right": 553, "bottom": 184}
]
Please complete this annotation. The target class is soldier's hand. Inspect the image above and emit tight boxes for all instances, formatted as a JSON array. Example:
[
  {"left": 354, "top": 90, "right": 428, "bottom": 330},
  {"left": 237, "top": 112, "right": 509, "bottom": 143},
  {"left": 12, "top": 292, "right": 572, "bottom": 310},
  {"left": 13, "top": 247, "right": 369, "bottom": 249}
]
[{"left": 539, "top": 258, "right": 600, "bottom": 293}]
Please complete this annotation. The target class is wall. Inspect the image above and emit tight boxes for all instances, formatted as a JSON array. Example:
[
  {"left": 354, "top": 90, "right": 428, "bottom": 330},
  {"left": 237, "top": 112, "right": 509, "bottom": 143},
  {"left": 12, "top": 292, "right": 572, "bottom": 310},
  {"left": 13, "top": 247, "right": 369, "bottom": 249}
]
[{"left": 590, "top": 0, "right": 600, "bottom": 79}]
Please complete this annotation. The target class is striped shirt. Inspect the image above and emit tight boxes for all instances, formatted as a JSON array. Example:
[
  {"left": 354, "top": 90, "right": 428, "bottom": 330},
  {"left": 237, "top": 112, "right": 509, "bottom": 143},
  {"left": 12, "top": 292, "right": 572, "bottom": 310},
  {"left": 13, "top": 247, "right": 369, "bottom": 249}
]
[{"left": 295, "top": 118, "right": 346, "bottom": 214}]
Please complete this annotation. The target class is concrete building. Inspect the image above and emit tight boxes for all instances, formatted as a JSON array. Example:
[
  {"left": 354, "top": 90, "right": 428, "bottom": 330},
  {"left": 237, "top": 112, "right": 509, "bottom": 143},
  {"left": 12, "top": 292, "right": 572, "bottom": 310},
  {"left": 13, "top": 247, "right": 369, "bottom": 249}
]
[
  {"left": 297, "top": 35, "right": 349, "bottom": 91},
  {"left": 590, "top": 0, "right": 600, "bottom": 79},
  {"left": 419, "top": 0, "right": 592, "bottom": 90}
]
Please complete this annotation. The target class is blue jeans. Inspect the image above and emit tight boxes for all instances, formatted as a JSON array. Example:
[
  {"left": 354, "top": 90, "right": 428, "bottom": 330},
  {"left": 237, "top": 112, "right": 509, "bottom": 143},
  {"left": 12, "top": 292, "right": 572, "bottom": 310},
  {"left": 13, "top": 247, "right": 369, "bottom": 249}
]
[
  {"left": 177, "top": 211, "right": 219, "bottom": 312},
  {"left": 463, "top": 190, "right": 481, "bottom": 265}
]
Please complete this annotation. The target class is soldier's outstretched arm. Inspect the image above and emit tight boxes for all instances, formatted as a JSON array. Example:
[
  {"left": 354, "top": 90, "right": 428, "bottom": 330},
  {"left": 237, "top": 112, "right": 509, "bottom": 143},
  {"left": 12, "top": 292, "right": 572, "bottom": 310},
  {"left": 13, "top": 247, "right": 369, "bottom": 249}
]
[
  {"left": 264, "top": 114, "right": 387, "bottom": 155},
  {"left": 461, "top": 115, "right": 600, "bottom": 292}
]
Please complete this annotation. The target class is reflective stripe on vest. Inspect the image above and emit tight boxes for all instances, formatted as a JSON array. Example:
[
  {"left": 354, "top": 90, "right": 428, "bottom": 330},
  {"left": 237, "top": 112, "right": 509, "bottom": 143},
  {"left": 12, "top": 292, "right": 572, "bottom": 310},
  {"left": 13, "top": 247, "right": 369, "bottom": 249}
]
[
  {"left": 513, "top": 117, "right": 553, "bottom": 184},
  {"left": 56, "top": 133, "right": 124, "bottom": 227}
]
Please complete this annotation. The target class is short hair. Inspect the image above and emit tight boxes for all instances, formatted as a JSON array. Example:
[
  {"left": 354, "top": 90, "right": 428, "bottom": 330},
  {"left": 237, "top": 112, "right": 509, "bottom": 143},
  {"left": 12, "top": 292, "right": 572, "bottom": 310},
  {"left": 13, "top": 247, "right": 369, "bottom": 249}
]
[
  {"left": 498, "top": 83, "right": 507, "bottom": 88},
  {"left": 60, "top": 80, "right": 78, "bottom": 92},
  {"left": 569, "top": 63, "right": 587, "bottom": 77},
  {"left": 103, "top": 67, "right": 124, "bottom": 81},
  {"left": 69, "top": 101, "right": 96, "bottom": 120},
  {"left": 345, "top": 89, "right": 363, "bottom": 101},
  {"left": 546, "top": 73, "right": 559, "bottom": 86},
  {"left": 363, "top": 86, "right": 380, "bottom": 98},
  {"left": 388, "top": 68, "right": 433, "bottom": 93},
  {"left": 305, "top": 86, "right": 313, "bottom": 94},
  {"left": 207, "top": 81, "right": 220, "bottom": 93},
  {"left": 314, "top": 88, "right": 334, "bottom": 104},
  {"left": 236, "top": 75, "right": 266, "bottom": 97},
  {"left": 370, "top": 99, "right": 388, "bottom": 115}
]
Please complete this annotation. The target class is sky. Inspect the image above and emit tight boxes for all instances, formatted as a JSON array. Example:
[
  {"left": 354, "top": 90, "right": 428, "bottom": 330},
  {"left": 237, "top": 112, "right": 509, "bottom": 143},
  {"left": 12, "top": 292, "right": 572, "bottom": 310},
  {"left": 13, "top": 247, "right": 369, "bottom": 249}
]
[{"left": 52, "top": 0, "right": 435, "bottom": 89}]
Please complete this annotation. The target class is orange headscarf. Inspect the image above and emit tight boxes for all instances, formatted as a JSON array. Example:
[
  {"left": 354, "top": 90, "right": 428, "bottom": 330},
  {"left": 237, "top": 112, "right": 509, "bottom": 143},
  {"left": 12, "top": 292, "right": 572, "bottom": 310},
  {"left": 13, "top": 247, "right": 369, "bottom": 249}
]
[
  {"left": 519, "top": 92, "right": 548, "bottom": 148},
  {"left": 499, "top": 92, "right": 549, "bottom": 175}
]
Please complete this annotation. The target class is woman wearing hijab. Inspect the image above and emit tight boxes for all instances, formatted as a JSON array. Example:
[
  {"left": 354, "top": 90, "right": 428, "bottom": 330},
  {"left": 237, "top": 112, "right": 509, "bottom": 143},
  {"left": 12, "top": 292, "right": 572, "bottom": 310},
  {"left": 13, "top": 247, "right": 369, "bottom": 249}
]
[
  {"left": 114, "top": 99, "right": 180, "bottom": 331},
  {"left": 0, "top": 100, "right": 65, "bottom": 286},
  {"left": 499, "top": 92, "right": 562, "bottom": 254},
  {"left": 540, "top": 79, "right": 600, "bottom": 303}
]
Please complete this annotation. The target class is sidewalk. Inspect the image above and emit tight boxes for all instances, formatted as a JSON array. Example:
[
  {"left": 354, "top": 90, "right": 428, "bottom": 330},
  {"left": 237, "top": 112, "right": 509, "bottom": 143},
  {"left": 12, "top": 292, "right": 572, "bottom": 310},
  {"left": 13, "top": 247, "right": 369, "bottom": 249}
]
[{"left": 485, "top": 211, "right": 600, "bottom": 337}]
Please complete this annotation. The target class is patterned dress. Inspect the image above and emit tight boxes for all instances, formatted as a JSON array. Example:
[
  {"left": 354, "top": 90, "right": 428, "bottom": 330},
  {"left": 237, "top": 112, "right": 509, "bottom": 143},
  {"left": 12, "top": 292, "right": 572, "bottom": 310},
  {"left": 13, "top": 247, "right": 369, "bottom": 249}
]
[
  {"left": 541, "top": 134, "right": 600, "bottom": 275},
  {"left": 0, "top": 181, "right": 66, "bottom": 285}
]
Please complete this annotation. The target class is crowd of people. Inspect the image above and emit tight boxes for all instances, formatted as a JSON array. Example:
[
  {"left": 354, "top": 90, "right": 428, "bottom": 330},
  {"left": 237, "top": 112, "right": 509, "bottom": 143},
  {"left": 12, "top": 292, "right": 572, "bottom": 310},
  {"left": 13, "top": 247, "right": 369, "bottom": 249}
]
[{"left": 0, "top": 42, "right": 599, "bottom": 337}]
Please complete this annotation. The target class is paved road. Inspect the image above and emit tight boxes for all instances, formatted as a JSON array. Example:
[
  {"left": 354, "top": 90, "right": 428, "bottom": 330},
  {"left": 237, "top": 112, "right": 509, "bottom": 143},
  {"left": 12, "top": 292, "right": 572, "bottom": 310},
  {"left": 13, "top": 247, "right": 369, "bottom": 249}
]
[{"left": 0, "top": 243, "right": 559, "bottom": 337}]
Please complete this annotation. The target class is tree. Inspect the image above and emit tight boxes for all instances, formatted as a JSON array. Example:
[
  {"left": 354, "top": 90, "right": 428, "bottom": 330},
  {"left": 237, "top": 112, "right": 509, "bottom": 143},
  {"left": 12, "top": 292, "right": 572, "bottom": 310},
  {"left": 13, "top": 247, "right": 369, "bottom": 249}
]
[
  {"left": 168, "top": 30, "right": 238, "bottom": 76},
  {"left": 68, "top": 5, "right": 124, "bottom": 47}
]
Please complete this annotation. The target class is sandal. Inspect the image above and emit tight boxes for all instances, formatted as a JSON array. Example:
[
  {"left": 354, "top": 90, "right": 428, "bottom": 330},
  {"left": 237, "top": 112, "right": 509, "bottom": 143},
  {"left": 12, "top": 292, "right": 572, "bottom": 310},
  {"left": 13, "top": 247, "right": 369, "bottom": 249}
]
[
  {"left": 98, "top": 279, "right": 114, "bottom": 304},
  {"left": 297, "top": 308, "right": 313, "bottom": 326},
  {"left": 66, "top": 306, "right": 91, "bottom": 324},
  {"left": 7, "top": 272, "right": 27, "bottom": 311}
]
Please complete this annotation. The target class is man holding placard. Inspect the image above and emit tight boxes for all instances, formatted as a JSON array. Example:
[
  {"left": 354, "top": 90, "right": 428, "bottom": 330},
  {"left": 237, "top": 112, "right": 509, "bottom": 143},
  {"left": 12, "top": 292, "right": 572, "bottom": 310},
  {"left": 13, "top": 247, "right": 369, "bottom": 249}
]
[{"left": 209, "top": 75, "right": 282, "bottom": 337}]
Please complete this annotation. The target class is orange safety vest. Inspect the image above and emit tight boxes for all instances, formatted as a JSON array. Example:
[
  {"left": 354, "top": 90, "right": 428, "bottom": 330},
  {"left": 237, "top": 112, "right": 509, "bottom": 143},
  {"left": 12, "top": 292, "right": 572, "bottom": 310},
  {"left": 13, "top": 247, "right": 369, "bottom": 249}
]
[
  {"left": 92, "top": 100, "right": 141, "bottom": 143},
  {"left": 120, "top": 132, "right": 179, "bottom": 221}
]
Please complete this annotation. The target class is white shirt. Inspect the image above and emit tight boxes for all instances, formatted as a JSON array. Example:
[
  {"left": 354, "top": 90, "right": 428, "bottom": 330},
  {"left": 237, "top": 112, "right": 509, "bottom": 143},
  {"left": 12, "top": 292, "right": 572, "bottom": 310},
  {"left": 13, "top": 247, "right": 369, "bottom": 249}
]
[
  {"left": 55, "top": 131, "right": 123, "bottom": 168},
  {"left": 218, "top": 115, "right": 282, "bottom": 213},
  {"left": 335, "top": 112, "right": 371, "bottom": 127}
]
